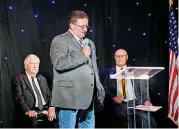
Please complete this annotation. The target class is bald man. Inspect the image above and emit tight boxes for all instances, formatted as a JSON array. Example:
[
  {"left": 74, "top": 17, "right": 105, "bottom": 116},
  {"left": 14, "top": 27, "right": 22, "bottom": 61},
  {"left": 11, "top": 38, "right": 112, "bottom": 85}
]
[
  {"left": 100, "top": 49, "right": 157, "bottom": 128},
  {"left": 11, "top": 54, "right": 56, "bottom": 128}
]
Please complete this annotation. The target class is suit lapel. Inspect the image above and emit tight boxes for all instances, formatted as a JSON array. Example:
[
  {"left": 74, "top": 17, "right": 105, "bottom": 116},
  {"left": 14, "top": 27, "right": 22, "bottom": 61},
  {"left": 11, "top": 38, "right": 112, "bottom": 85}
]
[
  {"left": 109, "top": 67, "right": 117, "bottom": 89},
  {"left": 66, "top": 30, "right": 82, "bottom": 50},
  {"left": 23, "top": 73, "right": 35, "bottom": 97}
]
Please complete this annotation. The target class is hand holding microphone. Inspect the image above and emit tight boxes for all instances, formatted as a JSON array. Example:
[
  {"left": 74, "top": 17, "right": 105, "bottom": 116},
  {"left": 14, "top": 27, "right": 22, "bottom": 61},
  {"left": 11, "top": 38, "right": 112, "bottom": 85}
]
[
  {"left": 82, "top": 47, "right": 91, "bottom": 57},
  {"left": 81, "top": 38, "right": 91, "bottom": 57}
]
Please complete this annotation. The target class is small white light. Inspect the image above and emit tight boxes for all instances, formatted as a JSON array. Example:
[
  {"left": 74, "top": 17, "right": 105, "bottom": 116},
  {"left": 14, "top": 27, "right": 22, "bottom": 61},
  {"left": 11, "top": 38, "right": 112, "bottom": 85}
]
[
  {"left": 136, "top": 2, "right": 139, "bottom": 5},
  {"left": 44, "top": 39, "right": 46, "bottom": 41},
  {"left": 9, "top": 6, "right": 12, "bottom": 10},
  {"left": 34, "top": 14, "right": 38, "bottom": 18},
  {"left": 128, "top": 28, "right": 131, "bottom": 31},
  {"left": 108, "top": 17, "right": 110, "bottom": 19},
  {"left": 165, "top": 41, "right": 167, "bottom": 43},
  {"left": 148, "top": 13, "right": 151, "bottom": 16},
  {"left": 176, "top": 7, "right": 178, "bottom": 10},
  {"left": 145, "top": 59, "right": 147, "bottom": 60},
  {"left": 51, "top": 1, "right": 55, "bottom": 4},
  {"left": 133, "top": 59, "right": 135, "bottom": 61},
  {"left": 90, "top": 29, "right": 92, "bottom": 32},
  {"left": 158, "top": 93, "right": 160, "bottom": 95},
  {"left": 112, "top": 45, "right": 115, "bottom": 47},
  {"left": 5, "top": 57, "right": 7, "bottom": 60},
  {"left": 21, "top": 29, "right": 24, "bottom": 32},
  {"left": 143, "top": 33, "right": 146, "bottom": 36},
  {"left": 84, "top": 4, "right": 87, "bottom": 6}
]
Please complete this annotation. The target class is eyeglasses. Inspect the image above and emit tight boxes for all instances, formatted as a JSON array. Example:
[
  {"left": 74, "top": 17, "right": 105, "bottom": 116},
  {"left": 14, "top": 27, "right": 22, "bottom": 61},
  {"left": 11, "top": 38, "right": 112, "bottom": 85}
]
[
  {"left": 73, "top": 23, "right": 90, "bottom": 29},
  {"left": 115, "top": 55, "right": 127, "bottom": 58}
]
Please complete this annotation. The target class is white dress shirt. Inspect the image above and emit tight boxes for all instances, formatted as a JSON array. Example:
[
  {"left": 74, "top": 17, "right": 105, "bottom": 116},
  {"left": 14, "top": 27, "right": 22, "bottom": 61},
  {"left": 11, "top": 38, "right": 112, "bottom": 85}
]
[
  {"left": 26, "top": 72, "right": 46, "bottom": 107},
  {"left": 116, "top": 65, "right": 136, "bottom": 102}
]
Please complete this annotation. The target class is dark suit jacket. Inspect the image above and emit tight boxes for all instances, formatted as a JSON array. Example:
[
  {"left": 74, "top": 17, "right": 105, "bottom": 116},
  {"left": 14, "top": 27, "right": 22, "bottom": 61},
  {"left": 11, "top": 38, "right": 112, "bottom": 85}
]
[
  {"left": 50, "top": 30, "right": 105, "bottom": 110},
  {"left": 11, "top": 72, "right": 51, "bottom": 114},
  {"left": 99, "top": 67, "right": 149, "bottom": 106}
]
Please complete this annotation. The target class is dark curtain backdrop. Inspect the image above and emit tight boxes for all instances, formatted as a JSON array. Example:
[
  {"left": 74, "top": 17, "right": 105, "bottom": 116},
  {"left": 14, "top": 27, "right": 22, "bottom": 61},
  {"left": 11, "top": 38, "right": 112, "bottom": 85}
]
[{"left": 0, "top": 0, "right": 178, "bottom": 127}]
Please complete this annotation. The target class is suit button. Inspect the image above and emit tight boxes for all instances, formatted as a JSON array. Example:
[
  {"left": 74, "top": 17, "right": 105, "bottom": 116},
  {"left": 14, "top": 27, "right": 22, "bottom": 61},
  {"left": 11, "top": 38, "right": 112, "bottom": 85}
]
[
  {"left": 91, "top": 84, "right": 93, "bottom": 86},
  {"left": 91, "top": 73, "right": 94, "bottom": 75}
]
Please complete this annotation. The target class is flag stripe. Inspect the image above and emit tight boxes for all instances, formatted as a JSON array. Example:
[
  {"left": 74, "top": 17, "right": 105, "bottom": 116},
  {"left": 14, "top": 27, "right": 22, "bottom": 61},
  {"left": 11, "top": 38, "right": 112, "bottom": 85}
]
[{"left": 168, "top": 0, "right": 178, "bottom": 125}]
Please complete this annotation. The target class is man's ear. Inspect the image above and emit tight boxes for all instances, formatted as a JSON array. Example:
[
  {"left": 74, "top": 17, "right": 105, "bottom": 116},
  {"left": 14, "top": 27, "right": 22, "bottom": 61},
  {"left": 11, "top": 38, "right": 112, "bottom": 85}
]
[{"left": 69, "top": 23, "right": 74, "bottom": 29}]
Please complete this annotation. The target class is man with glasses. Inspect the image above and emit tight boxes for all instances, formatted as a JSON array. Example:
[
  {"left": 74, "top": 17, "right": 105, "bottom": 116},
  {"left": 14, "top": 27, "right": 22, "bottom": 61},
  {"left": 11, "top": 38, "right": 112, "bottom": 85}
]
[
  {"left": 99, "top": 49, "right": 157, "bottom": 128},
  {"left": 50, "top": 10, "right": 105, "bottom": 128}
]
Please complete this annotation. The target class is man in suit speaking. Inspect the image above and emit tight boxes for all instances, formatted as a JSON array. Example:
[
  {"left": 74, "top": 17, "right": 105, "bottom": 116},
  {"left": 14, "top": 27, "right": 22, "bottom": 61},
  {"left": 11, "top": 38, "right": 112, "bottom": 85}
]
[
  {"left": 50, "top": 10, "right": 105, "bottom": 128},
  {"left": 11, "top": 54, "right": 56, "bottom": 127}
]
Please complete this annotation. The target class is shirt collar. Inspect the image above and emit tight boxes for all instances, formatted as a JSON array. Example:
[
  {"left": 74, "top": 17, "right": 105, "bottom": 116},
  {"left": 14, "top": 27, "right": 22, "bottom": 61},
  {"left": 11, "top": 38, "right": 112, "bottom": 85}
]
[
  {"left": 116, "top": 65, "right": 127, "bottom": 71},
  {"left": 25, "top": 72, "right": 36, "bottom": 80},
  {"left": 69, "top": 29, "right": 81, "bottom": 43}
]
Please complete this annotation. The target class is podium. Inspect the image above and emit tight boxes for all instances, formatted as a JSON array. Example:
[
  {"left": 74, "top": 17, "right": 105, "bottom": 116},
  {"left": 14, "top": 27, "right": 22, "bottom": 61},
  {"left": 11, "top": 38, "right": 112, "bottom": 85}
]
[{"left": 110, "top": 67, "right": 164, "bottom": 128}]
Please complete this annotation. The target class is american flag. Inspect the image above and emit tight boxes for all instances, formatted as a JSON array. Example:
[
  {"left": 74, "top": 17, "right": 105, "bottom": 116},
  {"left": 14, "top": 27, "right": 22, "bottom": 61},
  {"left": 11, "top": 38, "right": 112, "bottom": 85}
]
[{"left": 168, "top": 0, "right": 179, "bottom": 126}]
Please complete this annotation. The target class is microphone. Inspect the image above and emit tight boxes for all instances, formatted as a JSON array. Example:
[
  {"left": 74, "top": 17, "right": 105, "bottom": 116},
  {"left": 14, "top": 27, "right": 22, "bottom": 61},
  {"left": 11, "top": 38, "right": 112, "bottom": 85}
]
[{"left": 82, "top": 38, "right": 91, "bottom": 57}]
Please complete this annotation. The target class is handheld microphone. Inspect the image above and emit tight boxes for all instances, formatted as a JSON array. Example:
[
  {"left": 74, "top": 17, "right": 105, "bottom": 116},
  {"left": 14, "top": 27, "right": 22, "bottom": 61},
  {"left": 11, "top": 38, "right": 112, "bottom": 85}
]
[{"left": 82, "top": 38, "right": 91, "bottom": 57}]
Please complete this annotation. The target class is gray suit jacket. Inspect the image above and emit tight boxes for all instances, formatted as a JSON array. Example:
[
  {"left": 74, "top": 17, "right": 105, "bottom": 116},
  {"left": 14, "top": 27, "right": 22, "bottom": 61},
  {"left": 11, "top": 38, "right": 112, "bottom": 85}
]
[{"left": 50, "top": 30, "right": 105, "bottom": 109}]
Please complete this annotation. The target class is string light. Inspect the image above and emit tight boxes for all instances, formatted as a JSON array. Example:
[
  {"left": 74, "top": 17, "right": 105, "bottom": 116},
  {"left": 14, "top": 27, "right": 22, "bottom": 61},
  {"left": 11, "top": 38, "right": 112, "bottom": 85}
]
[
  {"left": 112, "top": 45, "right": 115, "bottom": 47},
  {"left": 21, "top": 29, "right": 24, "bottom": 32},
  {"left": 34, "top": 14, "right": 38, "bottom": 18},
  {"left": 84, "top": 4, "right": 87, "bottom": 6},
  {"left": 148, "top": 13, "right": 151, "bottom": 16},
  {"left": 51, "top": 1, "right": 55, "bottom": 4},
  {"left": 142, "top": 33, "right": 146, "bottom": 36},
  {"left": 128, "top": 28, "right": 131, "bottom": 31},
  {"left": 90, "top": 29, "right": 92, "bottom": 32},
  {"left": 9, "top": 6, "right": 12, "bottom": 10},
  {"left": 136, "top": 2, "right": 139, "bottom": 5}
]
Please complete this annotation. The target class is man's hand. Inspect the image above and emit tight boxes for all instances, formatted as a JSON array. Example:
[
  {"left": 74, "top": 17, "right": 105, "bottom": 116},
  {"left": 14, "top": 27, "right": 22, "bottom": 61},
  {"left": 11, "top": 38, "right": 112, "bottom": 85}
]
[
  {"left": 113, "top": 97, "right": 122, "bottom": 104},
  {"left": 144, "top": 101, "right": 153, "bottom": 106},
  {"left": 47, "top": 107, "right": 56, "bottom": 121},
  {"left": 26, "top": 110, "right": 37, "bottom": 118},
  {"left": 82, "top": 47, "right": 91, "bottom": 57}
]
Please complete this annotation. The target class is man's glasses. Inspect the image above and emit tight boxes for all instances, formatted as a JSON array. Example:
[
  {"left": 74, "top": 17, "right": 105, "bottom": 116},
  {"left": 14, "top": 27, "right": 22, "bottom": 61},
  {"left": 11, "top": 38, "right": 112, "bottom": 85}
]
[
  {"left": 115, "top": 55, "right": 127, "bottom": 58},
  {"left": 73, "top": 23, "right": 90, "bottom": 29}
]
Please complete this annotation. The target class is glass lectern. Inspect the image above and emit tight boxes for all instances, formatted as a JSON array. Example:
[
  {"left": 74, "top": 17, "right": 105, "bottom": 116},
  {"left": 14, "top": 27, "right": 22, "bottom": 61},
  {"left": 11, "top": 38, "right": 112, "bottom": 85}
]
[{"left": 110, "top": 67, "right": 164, "bottom": 128}]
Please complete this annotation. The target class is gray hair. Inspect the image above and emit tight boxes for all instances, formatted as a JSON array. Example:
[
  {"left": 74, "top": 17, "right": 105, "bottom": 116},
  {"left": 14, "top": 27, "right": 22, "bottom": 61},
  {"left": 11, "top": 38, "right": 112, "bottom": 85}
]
[{"left": 24, "top": 54, "right": 40, "bottom": 68}]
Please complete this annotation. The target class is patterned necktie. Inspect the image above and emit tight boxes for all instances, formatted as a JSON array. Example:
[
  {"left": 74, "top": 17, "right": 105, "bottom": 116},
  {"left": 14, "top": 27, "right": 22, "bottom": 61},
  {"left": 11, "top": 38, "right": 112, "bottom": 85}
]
[
  {"left": 121, "top": 71, "right": 127, "bottom": 99},
  {"left": 120, "top": 69, "right": 128, "bottom": 99},
  {"left": 31, "top": 77, "right": 43, "bottom": 110}
]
